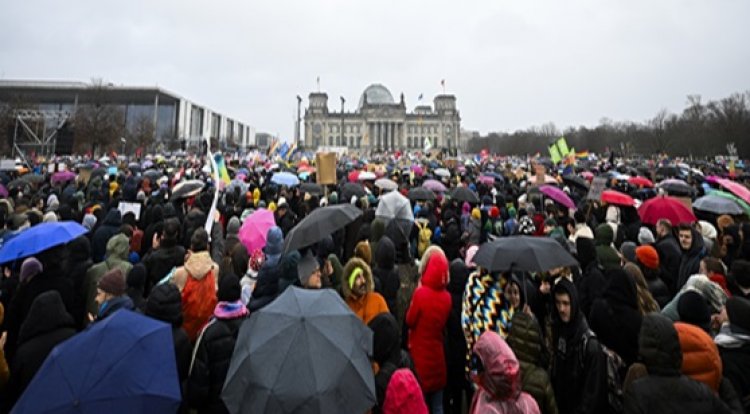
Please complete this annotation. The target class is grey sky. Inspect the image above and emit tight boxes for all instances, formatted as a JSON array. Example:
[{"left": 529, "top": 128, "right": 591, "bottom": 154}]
[{"left": 1, "top": 0, "right": 748, "bottom": 140}]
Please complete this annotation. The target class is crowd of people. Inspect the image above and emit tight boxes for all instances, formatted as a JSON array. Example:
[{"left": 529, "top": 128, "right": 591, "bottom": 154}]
[{"left": 0, "top": 151, "right": 749, "bottom": 413}]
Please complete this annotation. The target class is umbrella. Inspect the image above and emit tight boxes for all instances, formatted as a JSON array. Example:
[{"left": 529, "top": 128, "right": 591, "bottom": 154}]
[
  {"left": 601, "top": 190, "right": 635, "bottom": 207},
  {"left": 227, "top": 179, "right": 249, "bottom": 195},
  {"left": 473, "top": 236, "right": 578, "bottom": 273},
  {"left": 358, "top": 171, "right": 376, "bottom": 181},
  {"left": 300, "top": 183, "right": 323, "bottom": 196},
  {"left": 51, "top": 171, "right": 76, "bottom": 185},
  {"left": 376, "top": 191, "right": 414, "bottom": 222},
  {"left": 408, "top": 187, "right": 436, "bottom": 201},
  {"left": 628, "top": 176, "right": 654, "bottom": 188},
  {"left": 239, "top": 209, "right": 277, "bottom": 254},
  {"left": 638, "top": 195, "right": 696, "bottom": 226},
  {"left": 449, "top": 186, "right": 479, "bottom": 204},
  {"left": 434, "top": 168, "right": 450, "bottom": 178},
  {"left": 478, "top": 175, "right": 495, "bottom": 186},
  {"left": 5, "top": 179, "right": 28, "bottom": 191},
  {"left": 539, "top": 185, "right": 576, "bottom": 210},
  {"left": 374, "top": 178, "right": 397, "bottom": 191},
  {"left": 341, "top": 182, "right": 366, "bottom": 202},
  {"left": 693, "top": 194, "right": 745, "bottom": 216},
  {"left": 171, "top": 179, "right": 204, "bottom": 199},
  {"left": 284, "top": 204, "right": 363, "bottom": 252},
  {"left": 347, "top": 170, "right": 360, "bottom": 183},
  {"left": 222, "top": 287, "right": 375, "bottom": 414},
  {"left": 0, "top": 221, "right": 87, "bottom": 264},
  {"left": 705, "top": 190, "right": 750, "bottom": 216},
  {"left": 562, "top": 175, "right": 589, "bottom": 190},
  {"left": 0, "top": 184, "right": 7, "bottom": 198},
  {"left": 90, "top": 167, "right": 107, "bottom": 179},
  {"left": 658, "top": 179, "right": 694, "bottom": 196},
  {"left": 143, "top": 169, "right": 162, "bottom": 181},
  {"left": 20, "top": 174, "right": 45, "bottom": 185},
  {"left": 13, "top": 310, "right": 181, "bottom": 414},
  {"left": 271, "top": 172, "right": 300, "bottom": 187},
  {"left": 127, "top": 162, "right": 142, "bottom": 173},
  {"left": 715, "top": 178, "right": 750, "bottom": 205},
  {"left": 422, "top": 179, "right": 447, "bottom": 192}
]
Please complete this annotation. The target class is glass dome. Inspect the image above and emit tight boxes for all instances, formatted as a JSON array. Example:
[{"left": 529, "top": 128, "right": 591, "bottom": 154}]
[{"left": 358, "top": 84, "right": 395, "bottom": 109}]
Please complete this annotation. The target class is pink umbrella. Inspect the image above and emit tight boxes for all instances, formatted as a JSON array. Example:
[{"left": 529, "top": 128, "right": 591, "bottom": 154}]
[
  {"left": 423, "top": 179, "right": 447, "bottom": 192},
  {"left": 716, "top": 178, "right": 750, "bottom": 205},
  {"left": 581, "top": 171, "right": 594, "bottom": 181},
  {"left": 478, "top": 175, "right": 495, "bottom": 186},
  {"left": 410, "top": 165, "right": 424, "bottom": 177},
  {"left": 238, "top": 209, "right": 277, "bottom": 254},
  {"left": 539, "top": 185, "right": 576, "bottom": 210},
  {"left": 51, "top": 170, "right": 76, "bottom": 185}
]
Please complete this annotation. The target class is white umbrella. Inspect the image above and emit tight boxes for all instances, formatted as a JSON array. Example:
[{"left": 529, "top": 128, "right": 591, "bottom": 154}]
[
  {"left": 376, "top": 191, "right": 414, "bottom": 222},
  {"left": 358, "top": 171, "right": 376, "bottom": 181},
  {"left": 374, "top": 178, "right": 397, "bottom": 191},
  {"left": 434, "top": 168, "right": 450, "bottom": 178}
]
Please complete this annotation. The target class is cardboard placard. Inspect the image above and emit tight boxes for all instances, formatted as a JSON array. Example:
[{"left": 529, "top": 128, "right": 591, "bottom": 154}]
[
  {"left": 588, "top": 177, "right": 608, "bottom": 201},
  {"left": 78, "top": 168, "right": 92, "bottom": 185},
  {"left": 118, "top": 201, "right": 142, "bottom": 221},
  {"left": 316, "top": 152, "right": 337, "bottom": 185}
]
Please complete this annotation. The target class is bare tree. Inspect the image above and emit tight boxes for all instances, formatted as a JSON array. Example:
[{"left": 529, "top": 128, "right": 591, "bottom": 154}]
[
  {"left": 129, "top": 114, "right": 155, "bottom": 153},
  {"left": 71, "top": 79, "right": 125, "bottom": 155}
]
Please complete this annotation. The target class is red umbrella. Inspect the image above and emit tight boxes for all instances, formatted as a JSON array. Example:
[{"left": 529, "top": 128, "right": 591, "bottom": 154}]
[
  {"left": 628, "top": 176, "right": 654, "bottom": 188},
  {"left": 601, "top": 190, "right": 635, "bottom": 206},
  {"left": 638, "top": 195, "right": 696, "bottom": 225}
]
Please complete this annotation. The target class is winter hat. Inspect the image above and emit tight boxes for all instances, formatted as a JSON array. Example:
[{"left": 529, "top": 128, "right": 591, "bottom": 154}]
[
  {"left": 19, "top": 257, "right": 43, "bottom": 284},
  {"left": 227, "top": 216, "right": 241, "bottom": 236},
  {"left": 677, "top": 291, "right": 711, "bottom": 332},
  {"left": 716, "top": 215, "right": 734, "bottom": 231},
  {"left": 471, "top": 208, "right": 481, "bottom": 220},
  {"left": 730, "top": 259, "right": 750, "bottom": 288},
  {"left": 620, "top": 241, "right": 637, "bottom": 263},
  {"left": 636, "top": 245, "right": 660, "bottom": 270},
  {"left": 576, "top": 237, "right": 598, "bottom": 268},
  {"left": 329, "top": 191, "right": 338, "bottom": 205},
  {"left": 354, "top": 240, "right": 372, "bottom": 265},
  {"left": 489, "top": 206, "right": 500, "bottom": 219},
  {"left": 297, "top": 251, "right": 320, "bottom": 286},
  {"left": 218, "top": 274, "right": 241, "bottom": 302},
  {"left": 726, "top": 297, "right": 750, "bottom": 334},
  {"left": 43, "top": 211, "right": 58, "bottom": 223},
  {"left": 136, "top": 190, "right": 146, "bottom": 202},
  {"left": 465, "top": 245, "right": 479, "bottom": 268},
  {"left": 97, "top": 268, "right": 127, "bottom": 296},
  {"left": 145, "top": 284, "right": 183, "bottom": 327},
  {"left": 46, "top": 194, "right": 59, "bottom": 212},
  {"left": 382, "top": 368, "right": 429, "bottom": 414},
  {"left": 698, "top": 221, "right": 717, "bottom": 240},
  {"left": 638, "top": 227, "right": 655, "bottom": 245},
  {"left": 127, "top": 263, "right": 147, "bottom": 290},
  {"left": 264, "top": 226, "right": 283, "bottom": 257},
  {"left": 82, "top": 213, "right": 98, "bottom": 231}
]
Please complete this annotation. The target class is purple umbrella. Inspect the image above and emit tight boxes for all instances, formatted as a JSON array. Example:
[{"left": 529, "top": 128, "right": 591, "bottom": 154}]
[
  {"left": 0, "top": 184, "right": 7, "bottom": 198},
  {"left": 410, "top": 165, "right": 424, "bottom": 177},
  {"left": 238, "top": 209, "right": 277, "bottom": 254},
  {"left": 539, "top": 185, "right": 576, "bottom": 210},
  {"left": 478, "top": 175, "right": 495, "bottom": 186},
  {"left": 423, "top": 179, "right": 447, "bottom": 192},
  {"left": 51, "top": 171, "right": 76, "bottom": 185}
]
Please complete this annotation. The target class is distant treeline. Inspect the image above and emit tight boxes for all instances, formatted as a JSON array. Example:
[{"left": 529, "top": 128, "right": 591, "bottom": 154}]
[{"left": 467, "top": 92, "right": 750, "bottom": 158}]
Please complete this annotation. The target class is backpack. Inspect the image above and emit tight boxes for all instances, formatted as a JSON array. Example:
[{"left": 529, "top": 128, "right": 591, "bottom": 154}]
[
  {"left": 416, "top": 221, "right": 432, "bottom": 258},
  {"left": 181, "top": 268, "right": 218, "bottom": 342},
  {"left": 580, "top": 330, "right": 624, "bottom": 413}
]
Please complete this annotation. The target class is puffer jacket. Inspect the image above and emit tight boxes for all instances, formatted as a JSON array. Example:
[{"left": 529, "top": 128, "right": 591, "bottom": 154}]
[
  {"left": 406, "top": 247, "right": 452, "bottom": 393},
  {"left": 469, "top": 331, "right": 540, "bottom": 414},
  {"left": 343, "top": 257, "right": 389, "bottom": 325},
  {"left": 507, "top": 312, "right": 558, "bottom": 414},
  {"left": 624, "top": 313, "right": 732, "bottom": 414},
  {"left": 84, "top": 233, "right": 133, "bottom": 317},
  {"left": 674, "top": 322, "right": 722, "bottom": 392},
  {"left": 173, "top": 251, "right": 218, "bottom": 342}
]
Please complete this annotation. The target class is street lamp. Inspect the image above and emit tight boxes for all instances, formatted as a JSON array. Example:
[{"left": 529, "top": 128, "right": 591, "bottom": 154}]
[
  {"left": 120, "top": 137, "right": 126, "bottom": 156},
  {"left": 340, "top": 96, "right": 345, "bottom": 147}
]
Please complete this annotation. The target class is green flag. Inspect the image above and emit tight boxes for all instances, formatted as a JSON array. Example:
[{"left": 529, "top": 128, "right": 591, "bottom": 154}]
[
  {"left": 549, "top": 143, "right": 562, "bottom": 164},
  {"left": 556, "top": 137, "right": 570, "bottom": 156}
]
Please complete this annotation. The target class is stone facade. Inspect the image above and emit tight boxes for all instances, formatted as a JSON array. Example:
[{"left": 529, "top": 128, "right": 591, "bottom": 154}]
[{"left": 303, "top": 84, "right": 460, "bottom": 152}]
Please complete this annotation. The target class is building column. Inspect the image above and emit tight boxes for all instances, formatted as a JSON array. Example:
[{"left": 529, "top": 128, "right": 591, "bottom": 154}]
[
  {"left": 376, "top": 122, "right": 381, "bottom": 151},
  {"left": 385, "top": 122, "right": 391, "bottom": 151},
  {"left": 388, "top": 122, "right": 394, "bottom": 151}
]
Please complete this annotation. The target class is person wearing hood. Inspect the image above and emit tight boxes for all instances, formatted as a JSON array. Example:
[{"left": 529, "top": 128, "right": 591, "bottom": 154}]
[
  {"left": 574, "top": 237, "right": 607, "bottom": 318},
  {"left": 186, "top": 274, "right": 248, "bottom": 414},
  {"left": 65, "top": 235, "right": 93, "bottom": 330},
  {"left": 84, "top": 233, "right": 133, "bottom": 319},
  {"left": 674, "top": 322, "right": 723, "bottom": 394},
  {"left": 369, "top": 312, "right": 416, "bottom": 413},
  {"left": 145, "top": 284, "right": 191, "bottom": 387},
  {"left": 406, "top": 247, "right": 452, "bottom": 412},
  {"left": 677, "top": 224, "right": 706, "bottom": 291},
  {"left": 126, "top": 263, "right": 147, "bottom": 312},
  {"left": 728, "top": 259, "right": 750, "bottom": 300},
  {"left": 440, "top": 208, "right": 462, "bottom": 262},
  {"left": 593, "top": 223, "right": 621, "bottom": 271},
  {"left": 373, "top": 236, "right": 399, "bottom": 318},
  {"left": 172, "top": 228, "right": 219, "bottom": 342},
  {"left": 654, "top": 219, "right": 682, "bottom": 294},
  {"left": 91, "top": 209, "right": 122, "bottom": 262},
  {"left": 507, "top": 312, "right": 558, "bottom": 414},
  {"left": 468, "top": 331, "right": 540, "bottom": 414},
  {"left": 716, "top": 297, "right": 750, "bottom": 412},
  {"left": 248, "top": 226, "right": 284, "bottom": 312},
  {"left": 445, "top": 258, "right": 472, "bottom": 414},
  {"left": 5, "top": 291, "right": 76, "bottom": 409},
  {"left": 143, "top": 218, "right": 186, "bottom": 294},
  {"left": 297, "top": 251, "right": 323, "bottom": 289},
  {"left": 342, "top": 257, "right": 389, "bottom": 325},
  {"left": 92, "top": 267, "right": 135, "bottom": 322},
  {"left": 624, "top": 313, "right": 733, "bottom": 413},
  {"left": 550, "top": 279, "right": 608, "bottom": 414},
  {"left": 382, "top": 368, "right": 429, "bottom": 414},
  {"left": 222, "top": 216, "right": 241, "bottom": 263}
]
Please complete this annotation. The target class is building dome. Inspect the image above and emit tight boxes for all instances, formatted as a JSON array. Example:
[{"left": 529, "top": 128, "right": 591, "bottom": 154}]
[{"left": 358, "top": 84, "right": 394, "bottom": 109}]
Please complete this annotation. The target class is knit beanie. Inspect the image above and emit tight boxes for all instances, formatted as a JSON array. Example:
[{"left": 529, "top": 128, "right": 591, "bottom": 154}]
[
  {"left": 82, "top": 213, "right": 98, "bottom": 231},
  {"left": 20, "top": 257, "right": 43, "bottom": 284},
  {"left": 489, "top": 206, "right": 500, "bottom": 219},
  {"left": 620, "top": 241, "right": 637, "bottom": 263},
  {"left": 677, "top": 291, "right": 711, "bottom": 332},
  {"left": 636, "top": 245, "right": 660, "bottom": 270},
  {"left": 716, "top": 215, "right": 734, "bottom": 231},
  {"left": 97, "top": 268, "right": 127, "bottom": 296},
  {"left": 354, "top": 240, "right": 372, "bottom": 265},
  {"left": 471, "top": 208, "right": 481, "bottom": 220},
  {"left": 726, "top": 297, "right": 750, "bottom": 334},
  {"left": 264, "top": 226, "right": 283, "bottom": 257},
  {"left": 730, "top": 260, "right": 750, "bottom": 289},
  {"left": 227, "top": 216, "right": 241, "bottom": 236},
  {"left": 638, "top": 227, "right": 655, "bottom": 245},
  {"left": 218, "top": 274, "right": 241, "bottom": 302},
  {"left": 297, "top": 251, "right": 320, "bottom": 286}
]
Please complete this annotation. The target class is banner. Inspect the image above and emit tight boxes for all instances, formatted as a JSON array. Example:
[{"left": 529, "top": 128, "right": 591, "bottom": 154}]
[{"left": 316, "top": 152, "right": 337, "bottom": 185}]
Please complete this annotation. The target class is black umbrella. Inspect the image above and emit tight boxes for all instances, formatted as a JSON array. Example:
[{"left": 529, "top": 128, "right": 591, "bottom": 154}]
[
  {"left": 222, "top": 287, "right": 375, "bottom": 414},
  {"left": 449, "top": 186, "right": 479, "bottom": 204},
  {"left": 659, "top": 182, "right": 695, "bottom": 197},
  {"left": 300, "top": 182, "right": 323, "bottom": 196},
  {"left": 473, "top": 236, "right": 578, "bottom": 273},
  {"left": 170, "top": 179, "right": 204, "bottom": 199},
  {"left": 284, "top": 204, "right": 362, "bottom": 253},
  {"left": 6, "top": 179, "right": 29, "bottom": 190},
  {"left": 408, "top": 186, "right": 436, "bottom": 201},
  {"left": 20, "top": 174, "right": 44, "bottom": 185},
  {"left": 143, "top": 169, "right": 162, "bottom": 181},
  {"left": 562, "top": 175, "right": 589, "bottom": 191},
  {"left": 90, "top": 167, "right": 108, "bottom": 179},
  {"left": 340, "top": 182, "right": 366, "bottom": 203}
]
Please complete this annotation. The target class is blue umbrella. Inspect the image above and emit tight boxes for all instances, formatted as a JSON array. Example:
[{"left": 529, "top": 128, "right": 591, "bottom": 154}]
[
  {"left": 271, "top": 171, "right": 300, "bottom": 187},
  {"left": 12, "top": 310, "right": 181, "bottom": 414},
  {"left": 0, "top": 221, "right": 87, "bottom": 264}
]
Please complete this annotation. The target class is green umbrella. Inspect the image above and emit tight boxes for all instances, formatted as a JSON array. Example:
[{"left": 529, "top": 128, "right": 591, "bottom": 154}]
[{"left": 706, "top": 189, "right": 750, "bottom": 216}]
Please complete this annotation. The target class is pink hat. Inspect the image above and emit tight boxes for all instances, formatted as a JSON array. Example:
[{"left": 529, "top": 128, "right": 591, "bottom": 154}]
[{"left": 465, "top": 245, "right": 479, "bottom": 268}]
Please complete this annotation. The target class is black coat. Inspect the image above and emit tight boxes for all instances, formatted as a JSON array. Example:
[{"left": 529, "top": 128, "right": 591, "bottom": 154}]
[
  {"left": 187, "top": 316, "right": 245, "bottom": 414},
  {"left": 372, "top": 237, "right": 399, "bottom": 318},
  {"left": 247, "top": 258, "right": 281, "bottom": 312},
  {"left": 677, "top": 229, "right": 705, "bottom": 291},
  {"left": 642, "top": 267, "right": 671, "bottom": 309},
  {"left": 65, "top": 235, "right": 93, "bottom": 330},
  {"left": 576, "top": 261, "right": 607, "bottom": 319},
  {"left": 91, "top": 209, "right": 122, "bottom": 263},
  {"left": 440, "top": 213, "right": 462, "bottom": 262},
  {"left": 143, "top": 244, "right": 186, "bottom": 292},
  {"left": 719, "top": 339, "right": 750, "bottom": 412},
  {"left": 6, "top": 291, "right": 76, "bottom": 408},
  {"left": 654, "top": 235, "right": 682, "bottom": 293},
  {"left": 145, "top": 284, "right": 192, "bottom": 385}
]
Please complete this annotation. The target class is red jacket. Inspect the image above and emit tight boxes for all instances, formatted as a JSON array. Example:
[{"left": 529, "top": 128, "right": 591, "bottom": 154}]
[{"left": 406, "top": 248, "right": 452, "bottom": 393}]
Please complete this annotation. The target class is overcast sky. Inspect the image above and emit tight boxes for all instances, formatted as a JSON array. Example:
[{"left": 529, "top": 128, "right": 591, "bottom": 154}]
[{"left": 1, "top": 0, "right": 748, "bottom": 139}]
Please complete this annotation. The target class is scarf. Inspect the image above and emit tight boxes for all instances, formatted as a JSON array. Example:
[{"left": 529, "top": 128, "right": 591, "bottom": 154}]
[{"left": 214, "top": 300, "right": 249, "bottom": 319}]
